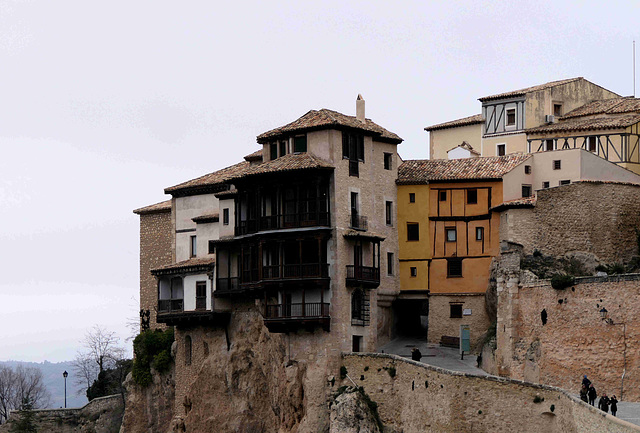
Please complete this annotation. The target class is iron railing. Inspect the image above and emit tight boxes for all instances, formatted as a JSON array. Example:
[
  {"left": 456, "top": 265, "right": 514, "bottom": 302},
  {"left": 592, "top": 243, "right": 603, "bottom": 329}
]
[
  {"left": 265, "top": 302, "right": 330, "bottom": 319},
  {"left": 346, "top": 265, "right": 380, "bottom": 283},
  {"left": 158, "top": 299, "right": 183, "bottom": 313}
]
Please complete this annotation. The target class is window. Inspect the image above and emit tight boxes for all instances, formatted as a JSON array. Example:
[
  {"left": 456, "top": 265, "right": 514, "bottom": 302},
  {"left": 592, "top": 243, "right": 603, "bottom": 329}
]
[
  {"left": 407, "top": 223, "right": 419, "bottom": 241},
  {"left": 439, "top": 190, "right": 447, "bottom": 201},
  {"left": 476, "top": 227, "right": 484, "bottom": 241},
  {"left": 588, "top": 136, "right": 597, "bottom": 153},
  {"left": 497, "top": 144, "right": 506, "bottom": 156},
  {"left": 184, "top": 335, "right": 192, "bottom": 366},
  {"left": 524, "top": 165, "right": 531, "bottom": 174},
  {"left": 387, "top": 252, "right": 394, "bottom": 276},
  {"left": 208, "top": 240, "right": 215, "bottom": 254},
  {"left": 542, "top": 181, "right": 550, "bottom": 188},
  {"left": 522, "top": 185, "right": 532, "bottom": 198},
  {"left": 553, "top": 160, "right": 561, "bottom": 170},
  {"left": 223, "top": 208, "right": 229, "bottom": 225},
  {"left": 545, "top": 139, "right": 554, "bottom": 151},
  {"left": 342, "top": 131, "right": 365, "bottom": 162},
  {"left": 450, "top": 304, "right": 463, "bottom": 318},
  {"left": 294, "top": 135, "right": 307, "bottom": 153},
  {"left": 270, "top": 142, "right": 278, "bottom": 160},
  {"left": 553, "top": 103, "right": 563, "bottom": 117},
  {"left": 446, "top": 228, "right": 456, "bottom": 242},
  {"left": 196, "top": 281, "right": 206, "bottom": 310},
  {"left": 279, "top": 140, "right": 287, "bottom": 157},
  {"left": 560, "top": 180, "right": 571, "bottom": 186},
  {"left": 384, "top": 152, "right": 392, "bottom": 170},
  {"left": 447, "top": 258, "right": 463, "bottom": 277},
  {"left": 352, "top": 335, "right": 362, "bottom": 352},
  {"left": 409, "top": 193, "right": 415, "bottom": 203},
  {"left": 410, "top": 267, "right": 417, "bottom": 277},
  {"left": 506, "top": 108, "right": 516, "bottom": 126},
  {"left": 467, "top": 189, "right": 477, "bottom": 204},
  {"left": 385, "top": 201, "right": 393, "bottom": 226},
  {"left": 190, "top": 235, "right": 197, "bottom": 257},
  {"left": 351, "top": 289, "right": 365, "bottom": 322}
]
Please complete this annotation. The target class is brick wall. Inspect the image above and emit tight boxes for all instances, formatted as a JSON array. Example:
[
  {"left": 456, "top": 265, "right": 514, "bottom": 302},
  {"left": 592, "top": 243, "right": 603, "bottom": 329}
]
[
  {"left": 139, "top": 210, "right": 172, "bottom": 329},
  {"left": 341, "top": 353, "right": 640, "bottom": 432},
  {"left": 501, "top": 182, "right": 640, "bottom": 262}
]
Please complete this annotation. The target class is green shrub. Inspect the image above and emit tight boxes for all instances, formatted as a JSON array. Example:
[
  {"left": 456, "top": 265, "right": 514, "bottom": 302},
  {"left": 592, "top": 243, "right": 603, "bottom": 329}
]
[
  {"left": 533, "top": 395, "right": 544, "bottom": 403},
  {"left": 608, "top": 263, "right": 625, "bottom": 275},
  {"left": 386, "top": 366, "right": 396, "bottom": 378},
  {"left": 550, "top": 274, "right": 574, "bottom": 290},
  {"left": 132, "top": 328, "right": 174, "bottom": 386}
]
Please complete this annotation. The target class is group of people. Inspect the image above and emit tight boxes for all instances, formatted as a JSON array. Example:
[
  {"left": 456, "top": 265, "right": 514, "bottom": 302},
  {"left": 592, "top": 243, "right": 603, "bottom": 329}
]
[{"left": 580, "top": 375, "right": 619, "bottom": 417}]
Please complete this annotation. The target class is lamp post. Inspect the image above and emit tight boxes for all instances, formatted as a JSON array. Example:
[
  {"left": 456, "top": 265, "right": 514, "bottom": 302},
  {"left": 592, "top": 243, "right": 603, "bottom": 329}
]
[{"left": 63, "top": 371, "right": 68, "bottom": 408}]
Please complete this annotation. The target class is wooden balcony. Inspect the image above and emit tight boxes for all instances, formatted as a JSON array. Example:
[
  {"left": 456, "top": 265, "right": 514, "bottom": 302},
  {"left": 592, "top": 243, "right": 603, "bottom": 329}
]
[
  {"left": 216, "top": 264, "right": 330, "bottom": 296},
  {"left": 262, "top": 263, "right": 330, "bottom": 280},
  {"left": 215, "top": 277, "right": 240, "bottom": 294},
  {"left": 235, "top": 211, "right": 330, "bottom": 236},
  {"left": 156, "top": 299, "right": 230, "bottom": 326},
  {"left": 263, "top": 302, "right": 330, "bottom": 333},
  {"left": 158, "top": 299, "right": 183, "bottom": 313},
  {"left": 346, "top": 265, "right": 380, "bottom": 288}
]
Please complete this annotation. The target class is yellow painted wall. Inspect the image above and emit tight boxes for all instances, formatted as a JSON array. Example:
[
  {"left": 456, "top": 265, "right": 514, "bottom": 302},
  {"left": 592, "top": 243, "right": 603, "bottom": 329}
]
[
  {"left": 429, "top": 123, "right": 482, "bottom": 160},
  {"left": 481, "top": 134, "right": 527, "bottom": 156},
  {"left": 397, "top": 184, "right": 430, "bottom": 292}
]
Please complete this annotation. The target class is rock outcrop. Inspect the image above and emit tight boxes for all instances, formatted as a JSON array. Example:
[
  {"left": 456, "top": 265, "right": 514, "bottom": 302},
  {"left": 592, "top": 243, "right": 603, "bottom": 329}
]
[
  {"left": 330, "top": 387, "right": 382, "bottom": 433},
  {"left": 120, "top": 366, "right": 175, "bottom": 433}
]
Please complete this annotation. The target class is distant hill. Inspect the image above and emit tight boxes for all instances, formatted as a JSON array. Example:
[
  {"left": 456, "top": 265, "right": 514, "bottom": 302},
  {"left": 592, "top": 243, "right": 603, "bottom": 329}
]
[{"left": 0, "top": 360, "right": 88, "bottom": 409}]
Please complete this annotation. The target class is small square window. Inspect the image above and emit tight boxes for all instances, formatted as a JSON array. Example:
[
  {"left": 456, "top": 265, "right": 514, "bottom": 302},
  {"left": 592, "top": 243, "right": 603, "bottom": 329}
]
[
  {"left": 506, "top": 109, "right": 516, "bottom": 126},
  {"left": 497, "top": 144, "right": 506, "bottom": 156},
  {"left": 446, "top": 228, "right": 456, "bottom": 242},
  {"left": 407, "top": 223, "right": 419, "bottom": 241},
  {"left": 553, "top": 103, "right": 563, "bottom": 117},
  {"left": 560, "top": 180, "right": 571, "bottom": 186},
  {"left": 223, "top": 208, "right": 229, "bottom": 225},
  {"left": 410, "top": 267, "right": 417, "bottom": 277},
  {"left": 467, "top": 189, "right": 477, "bottom": 204},
  {"left": 384, "top": 152, "right": 392, "bottom": 170},
  {"left": 447, "top": 259, "right": 462, "bottom": 277},
  {"left": 409, "top": 193, "right": 416, "bottom": 203},
  {"left": 385, "top": 201, "right": 393, "bottom": 226},
  {"left": 294, "top": 135, "right": 307, "bottom": 153},
  {"left": 476, "top": 227, "right": 484, "bottom": 241},
  {"left": 450, "top": 304, "right": 463, "bottom": 318},
  {"left": 387, "top": 252, "right": 394, "bottom": 276},
  {"left": 553, "top": 160, "right": 561, "bottom": 170},
  {"left": 542, "top": 181, "right": 550, "bottom": 188},
  {"left": 439, "top": 190, "right": 447, "bottom": 202},
  {"left": 524, "top": 165, "right": 531, "bottom": 174},
  {"left": 522, "top": 185, "right": 532, "bottom": 198}
]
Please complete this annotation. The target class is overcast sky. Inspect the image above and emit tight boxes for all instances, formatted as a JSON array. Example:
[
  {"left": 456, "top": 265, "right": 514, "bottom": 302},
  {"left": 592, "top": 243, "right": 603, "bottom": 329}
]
[{"left": 0, "top": 0, "right": 636, "bottom": 362}]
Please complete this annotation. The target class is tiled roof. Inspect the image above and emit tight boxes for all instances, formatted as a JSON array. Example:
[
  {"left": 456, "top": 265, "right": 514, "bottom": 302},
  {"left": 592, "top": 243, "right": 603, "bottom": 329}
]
[
  {"left": 527, "top": 114, "right": 640, "bottom": 134},
  {"left": 397, "top": 154, "right": 531, "bottom": 184},
  {"left": 257, "top": 109, "right": 402, "bottom": 144},
  {"left": 562, "top": 97, "right": 640, "bottom": 119},
  {"left": 133, "top": 200, "right": 172, "bottom": 215},
  {"left": 244, "top": 150, "right": 263, "bottom": 162},
  {"left": 214, "top": 189, "right": 238, "bottom": 199},
  {"left": 343, "top": 229, "right": 385, "bottom": 242},
  {"left": 151, "top": 257, "right": 215, "bottom": 275},
  {"left": 226, "top": 152, "right": 334, "bottom": 182},
  {"left": 164, "top": 161, "right": 251, "bottom": 196},
  {"left": 479, "top": 77, "right": 583, "bottom": 102},
  {"left": 446, "top": 141, "right": 480, "bottom": 155},
  {"left": 425, "top": 114, "right": 483, "bottom": 131},
  {"left": 491, "top": 196, "right": 536, "bottom": 212},
  {"left": 192, "top": 213, "right": 219, "bottom": 223}
]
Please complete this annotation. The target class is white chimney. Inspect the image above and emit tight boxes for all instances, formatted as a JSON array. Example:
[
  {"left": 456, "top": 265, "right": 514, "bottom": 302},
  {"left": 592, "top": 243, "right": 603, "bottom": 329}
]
[{"left": 356, "top": 94, "right": 365, "bottom": 123}]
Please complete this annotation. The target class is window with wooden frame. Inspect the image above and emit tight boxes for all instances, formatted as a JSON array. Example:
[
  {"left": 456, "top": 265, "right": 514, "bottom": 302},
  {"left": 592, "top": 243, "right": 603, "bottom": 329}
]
[
  {"left": 542, "top": 181, "right": 550, "bottom": 188},
  {"left": 294, "top": 135, "right": 307, "bottom": 153},
  {"left": 223, "top": 208, "right": 229, "bottom": 225},
  {"left": 560, "top": 180, "right": 571, "bottom": 186},
  {"left": 279, "top": 140, "right": 287, "bottom": 157},
  {"left": 450, "top": 304, "right": 463, "bottom": 318},
  {"left": 384, "top": 152, "right": 392, "bottom": 170},
  {"left": 410, "top": 267, "right": 417, "bottom": 277},
  {"left": 476, "top": 227, "right": 484, "bottom": 241},
  {"left": 445, "top": 227, "right": 456, "bottom": 242},
  {"left": 447, "top": 258, "right": 462, "bottom": 277},
  {"left": 407, "top": 223, "right": 419, "bottom": 241},
  {"left": 496, "top": 144, "right": 506, "bottom": 156},
  {"left": 467, "top": 189, "right": 477, "bottom": 204},
  {"left": 553, "top": 160, "right": 561, "bottom": 170},
  {"left": 439, "top": 190, "right": 447, "bottom": 202},
  {"left": 190, "top": 235, "right": 197, "bottom": 257},
  {"left": 270, "top": 142, "right": 278, "bottom": 160},
  {"left": 544, "top": 139, "right": 554, "bottom": 151},
  {"left": 588, "top": 136, "right": 597, "bottom": 153},
  {"left": 196, "top": 281, "right": 206, "bottom": 310},
  {"left": 387, "top": 252, "right": 394, "bottom": 276},
  {"left": 409, "top": 192, "right": 416, "bottom": 203},
  {"left": 385, "top": 201, "right": 393, "bottom": 226},
  {"left": 208, "top": 240, "right": 215, "bottom": 254},
  {"left": 342, "top": 131, "right": 365, "bottom": 162},
  {"left": 553, "top": 103, "right": 563, "bottom": 117},
  {"left": 524, "top": 165, "right": 531, "bottom": 174},
  {"left": 521, "top": 185, "right": 532, "bottom": 198},
  {"left": 506, "top": 108, "right": 516, "bottom": 127}
]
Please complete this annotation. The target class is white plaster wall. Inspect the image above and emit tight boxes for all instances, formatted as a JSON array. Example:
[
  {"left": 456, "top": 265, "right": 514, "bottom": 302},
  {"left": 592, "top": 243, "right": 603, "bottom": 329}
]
[
  {"left": 195, "top": 222, "right": 218, "bottom": 257},
  {"left": 182, "top": 274, "right": 211, "bottom": 311},
  {"left": 580, "top": 149, "right": 640, "bottom": 183},
  {"left": 218, "top": 197, "right": 235, "bottom": 238},
  {"left": 502, "top": 159, "right": 534, "bottom": 202},
  {"left": 175, "top": 193, "right": 219, "bottom": 261}
]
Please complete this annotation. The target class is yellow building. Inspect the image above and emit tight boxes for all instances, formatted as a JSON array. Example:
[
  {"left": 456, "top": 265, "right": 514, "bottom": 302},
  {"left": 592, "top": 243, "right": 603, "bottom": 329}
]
[{"left": 397, "top": 155, "right": 530, "bottom": 348}]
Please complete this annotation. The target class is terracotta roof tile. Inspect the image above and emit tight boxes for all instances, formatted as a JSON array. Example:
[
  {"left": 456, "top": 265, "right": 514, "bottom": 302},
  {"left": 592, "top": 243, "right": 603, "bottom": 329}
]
[
  {"left": 164, "top": 161, "right": 251, "bottom": 196},
  {"left": 425, "top": 114, "right": 483, "bottom": 131},
  {"left": 397, "top": 154, "right": 530, "bottom": 184},
  {"left": 214, "top": 189, "right": 238, "bottom": 199},
  {"left": 227, "top": 152, "right": 334, "bottom": 182},
  {"left": 491, "top": 196, "right": 536, "bottom": 212},
  {"left": 192, "top": 213, "right": 219, "bottom": 223},
  {"left": 562, "top": 97, "right": 640, "bottom": 119},
  {"left": 244, "top": 150, "right": 263, "bottom": 162},
  {"left": 479, "top": 77, "right": 583, "bottom": 102},
  {"left": 133, "top": 200, "right": 172, "bottom": 215},
  {"left": 151, "top": 257, "right": 215, "bottom": 275},
  {"left": 527, "top": 114, "right": 640, "bottom": 134},
  {"left": 257, "top": 109, "right": 402, "bottom": 143}
]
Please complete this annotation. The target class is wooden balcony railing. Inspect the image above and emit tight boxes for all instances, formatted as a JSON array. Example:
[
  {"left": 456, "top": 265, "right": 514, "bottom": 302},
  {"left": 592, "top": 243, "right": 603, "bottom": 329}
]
[
  {"left": 345, "top": 265, "right": 380, "bottom": 286},
  {"left": 158, "top": 299, "right": 183, "bottom": 313},
  {"left": 265, "top": 302, "right": 330, "bottom": 319},
  {"left": 262, "top": 263, "right": 330, "bottom": 280},
  {"left": 216, "top": 277, "right": 239, "bottom": 292},
  {"left": 195, "top": 296, "right": 206, "bottom": 310},
  {"left": 236, "top": 211, "right": 330, "bottom": 235}
]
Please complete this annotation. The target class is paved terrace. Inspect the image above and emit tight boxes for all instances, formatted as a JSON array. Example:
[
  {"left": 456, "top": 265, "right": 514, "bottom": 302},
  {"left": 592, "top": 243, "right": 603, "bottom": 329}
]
[{"left": 379, "top": 337, "right": 640, "bottom": 427}]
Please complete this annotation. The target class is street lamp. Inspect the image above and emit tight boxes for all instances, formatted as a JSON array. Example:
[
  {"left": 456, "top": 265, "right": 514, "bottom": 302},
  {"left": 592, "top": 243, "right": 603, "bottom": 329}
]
[
  {"left": 599, "top": 307, "right": 608, "bottom": 320},
  {"left": 63, "top": 371, "right": 68, "bottom": 408}
]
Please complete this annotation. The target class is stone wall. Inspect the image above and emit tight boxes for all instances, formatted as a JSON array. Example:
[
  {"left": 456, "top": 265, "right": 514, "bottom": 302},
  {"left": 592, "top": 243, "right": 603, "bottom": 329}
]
[
  {"left": 341, "top": 353, "right": 640, "bottom": 433},
  {"left": 500, "top": 182, "right": 640, "bottom": 262},
  {"left": 139, "top": 209, "right": 172, "bottom": 329},
  {"left": 496, "top": 269, "right": 640, "bottom": 402},
  {"left": 427, "top": 293, "right": 490, "bottom": 350},
  {"left": 1, "top": 394, "right": 123, "bottom": 433}
]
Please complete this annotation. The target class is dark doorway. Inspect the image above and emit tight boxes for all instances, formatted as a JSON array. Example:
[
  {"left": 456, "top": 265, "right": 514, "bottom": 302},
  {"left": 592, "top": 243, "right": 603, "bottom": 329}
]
[
  {"left": 394, "top": 299, "right": 428, "bottom": 337},
  {"left": 352, "top": 335, "right": 362, "bottom": 352}
]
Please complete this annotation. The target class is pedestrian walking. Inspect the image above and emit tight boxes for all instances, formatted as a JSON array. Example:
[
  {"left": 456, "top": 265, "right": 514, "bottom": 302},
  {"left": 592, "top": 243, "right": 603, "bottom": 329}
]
[
  {"left": 588, "top": 385, "right": 597, "bottom": 406},
  {"left": 610, "top": 395, "right": 618, "bottom": 417},
  {"left": 582, "top": 374, "right": 591, "bottom": 389},
  {"left": 579, "top": 385, "right": 588, "bottom": 403},
  {"left": 411, "top": 347, "right": 422, "bottom": 361},
  {"left": 598, "top": 393, "right": 610, "bottom": 413}
]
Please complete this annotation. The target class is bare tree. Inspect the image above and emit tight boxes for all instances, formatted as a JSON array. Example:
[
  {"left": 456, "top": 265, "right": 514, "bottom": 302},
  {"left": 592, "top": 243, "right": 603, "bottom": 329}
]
[
  {"left": 72, "top": 325, "right": 125, "bottom": 396},
  {"left": 0, "top": 365, "right": 50, "bottom": 424}
]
